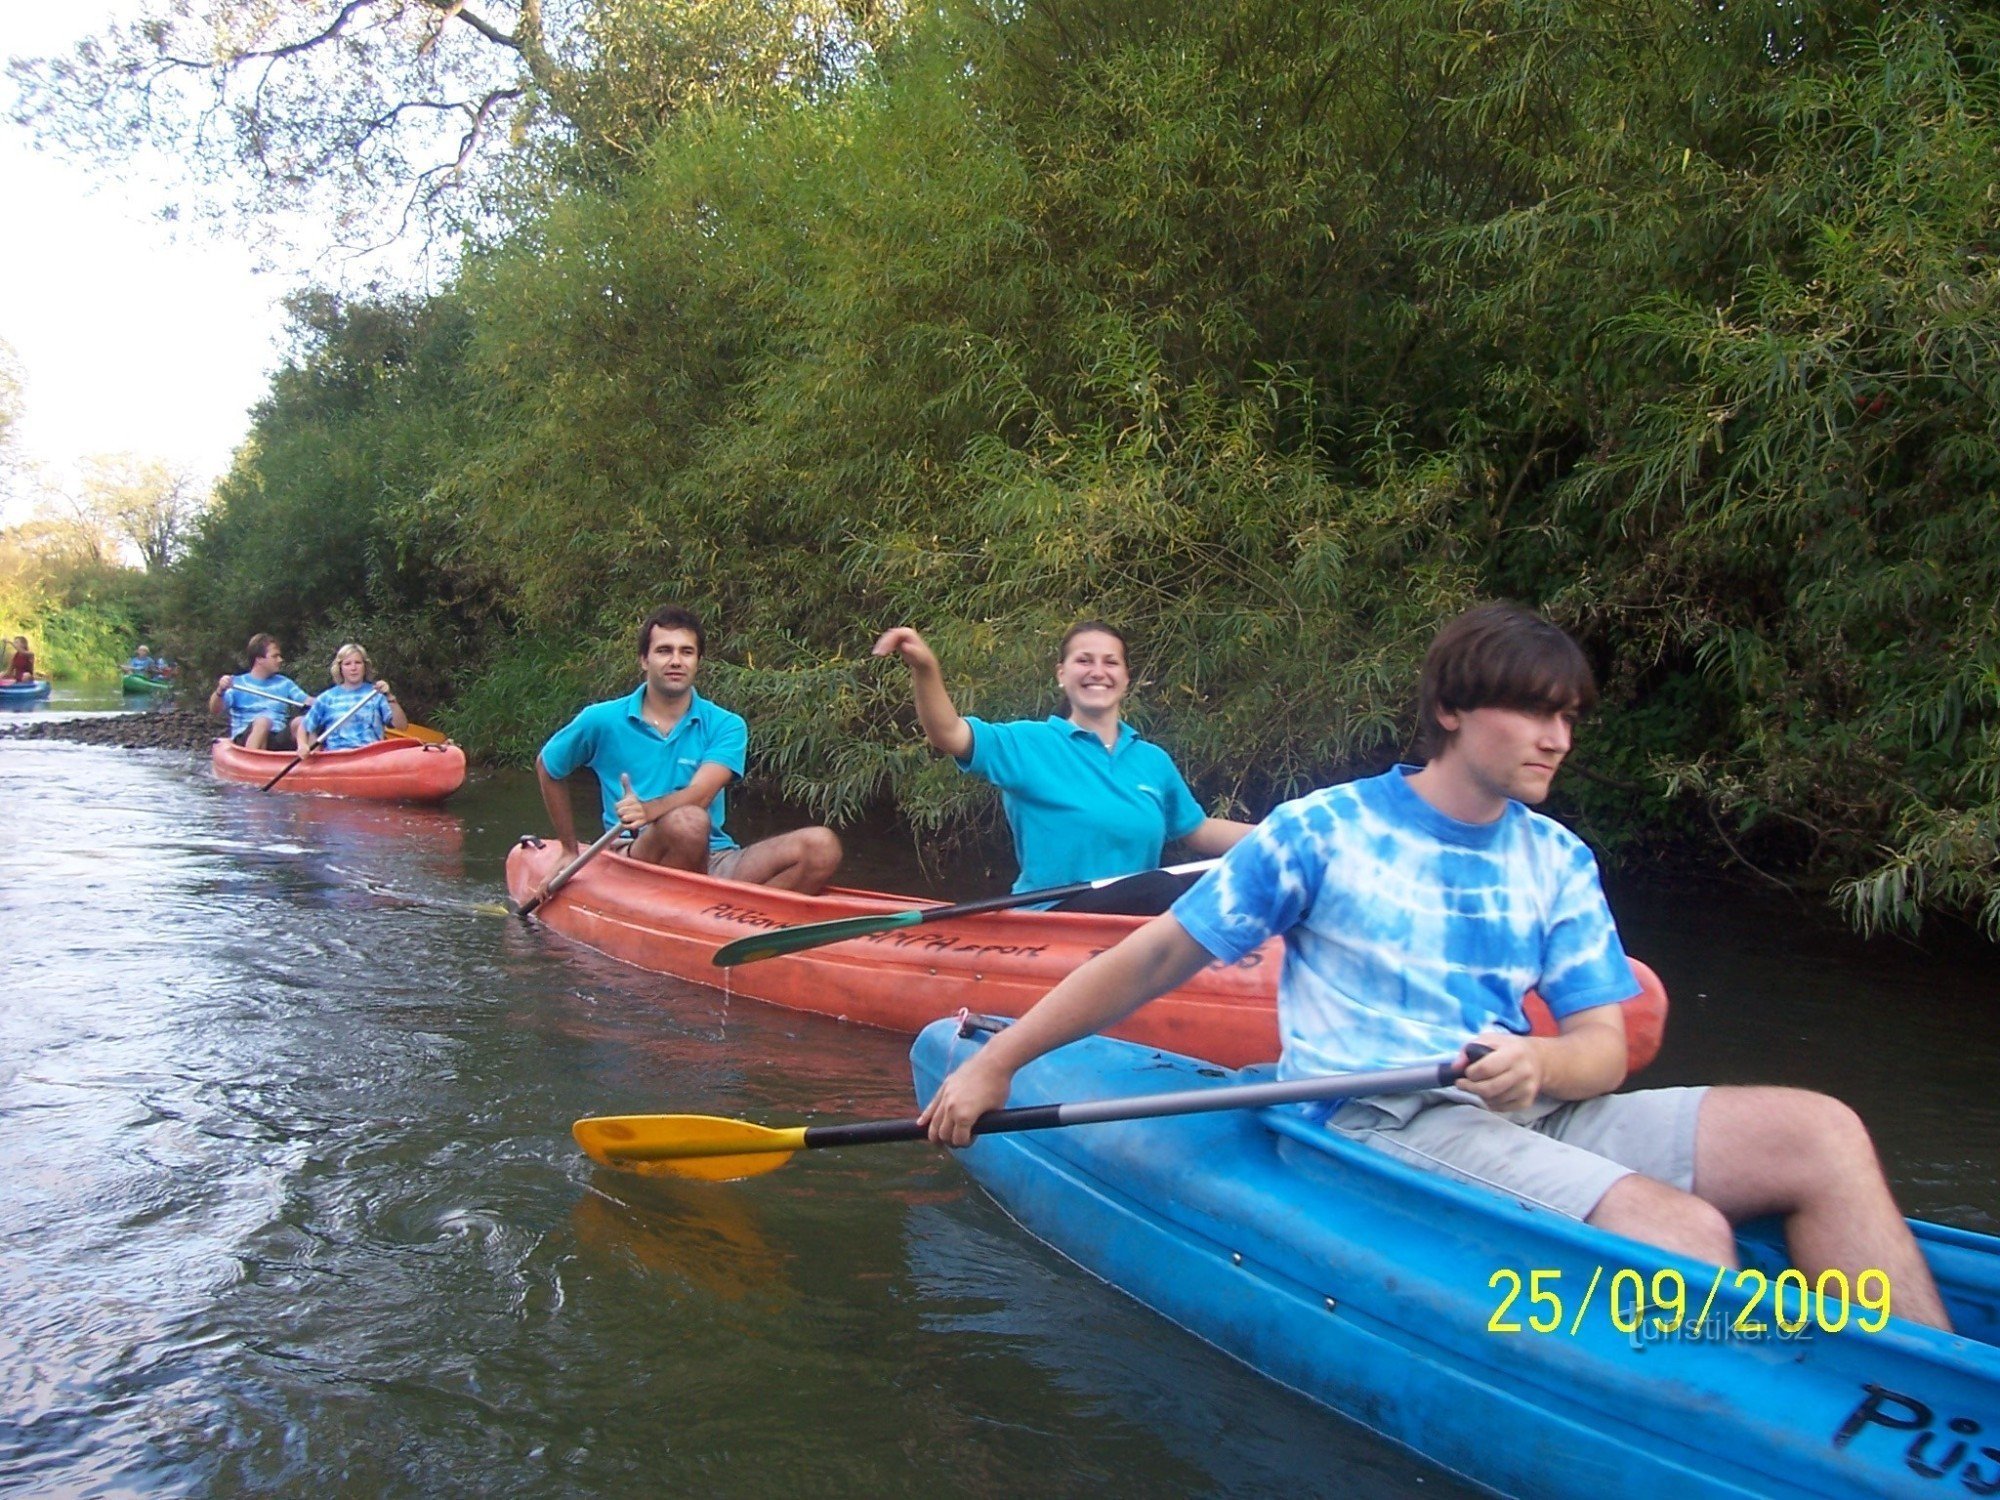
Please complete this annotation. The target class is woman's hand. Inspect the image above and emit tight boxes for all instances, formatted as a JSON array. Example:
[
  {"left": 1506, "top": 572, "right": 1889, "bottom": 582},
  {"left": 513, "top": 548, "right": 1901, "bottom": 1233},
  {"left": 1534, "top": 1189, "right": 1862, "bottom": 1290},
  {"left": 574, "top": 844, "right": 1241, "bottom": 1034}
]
[
  {"left": 872, "top": 626, "right": 972, "bottom": 757},
  {"left": 871, "top": 626, "right": 938, "bottom": 673}
]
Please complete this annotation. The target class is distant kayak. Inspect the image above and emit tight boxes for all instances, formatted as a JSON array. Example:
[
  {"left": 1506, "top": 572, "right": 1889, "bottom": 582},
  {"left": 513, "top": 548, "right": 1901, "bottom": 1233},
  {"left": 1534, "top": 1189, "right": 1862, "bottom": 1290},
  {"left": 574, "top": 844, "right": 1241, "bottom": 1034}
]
[
  {"left": 913, "top": 1018, "right": 2000, "bottom": 1500},
  {"left": 122, "top": 673, "right": 174, "bottom": 694},
  {"left": 210, "top": 737, "right": 466, "bottom": 802},
  {"left": 0, "top": 679, "right": 52, "bottom": 704}
]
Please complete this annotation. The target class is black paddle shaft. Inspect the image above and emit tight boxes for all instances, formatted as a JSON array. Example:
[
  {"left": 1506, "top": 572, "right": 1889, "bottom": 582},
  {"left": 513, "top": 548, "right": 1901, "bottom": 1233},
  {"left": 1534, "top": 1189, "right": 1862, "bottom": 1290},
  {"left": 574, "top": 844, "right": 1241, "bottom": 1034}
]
[{"left": 803, "top": 1047, "right": 1489, "bottom": 1152}]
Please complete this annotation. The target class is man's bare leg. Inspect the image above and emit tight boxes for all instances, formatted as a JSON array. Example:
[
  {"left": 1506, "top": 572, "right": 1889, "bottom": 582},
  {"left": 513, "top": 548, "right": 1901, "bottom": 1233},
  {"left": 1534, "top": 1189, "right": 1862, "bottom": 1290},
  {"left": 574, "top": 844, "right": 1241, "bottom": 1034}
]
[
  {"left": 1587, "top": 1087, "right": 1947, "bottom": 1329},
  {"left": 1588, "top": 1174, "right": 1739, "bottom": 1266},
  {"left": 1691, "top": 1086, "right": 1948, "bottom": 1329},
  {"left": 715, "top": 826, "right": 843, "bottom": 893}
]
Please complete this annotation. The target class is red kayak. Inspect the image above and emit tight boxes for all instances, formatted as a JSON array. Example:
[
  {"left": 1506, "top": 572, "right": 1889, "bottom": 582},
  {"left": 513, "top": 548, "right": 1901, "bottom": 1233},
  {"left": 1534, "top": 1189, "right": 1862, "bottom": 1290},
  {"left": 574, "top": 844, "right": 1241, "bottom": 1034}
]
[
  {"left": 504, "top": 838, "right": 1668, "bottom": 1071},
  {"left": 210, "top": 737, "right": 467, "bottom": 802}
]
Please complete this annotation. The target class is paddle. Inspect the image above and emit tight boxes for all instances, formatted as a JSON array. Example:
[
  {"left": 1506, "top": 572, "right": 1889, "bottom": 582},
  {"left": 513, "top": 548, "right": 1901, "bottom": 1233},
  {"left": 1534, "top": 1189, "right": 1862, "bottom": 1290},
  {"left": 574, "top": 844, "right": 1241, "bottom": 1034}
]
[
  {"left": 260, "top": 688, "right": 384, "bottom": 791},
  {"left": 710, "top": 858, "right": 1222, "bottom": 968},
  {"left": 511, "top": 821, "right": 627, "bottom": 920},
  {"left": 387, "top": 723, "right": 448, "bottom": 745},
  {"left": 573, "top": 1045, "right": 1489, "bottom": 1181},
  {"left": 227, "top": 680, "right": 304, "bottom": 708}
]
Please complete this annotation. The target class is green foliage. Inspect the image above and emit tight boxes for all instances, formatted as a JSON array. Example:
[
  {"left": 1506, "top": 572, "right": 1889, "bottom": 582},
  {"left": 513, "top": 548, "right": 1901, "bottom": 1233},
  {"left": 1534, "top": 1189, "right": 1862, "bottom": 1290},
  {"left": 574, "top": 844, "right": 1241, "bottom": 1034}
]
[
  {"left": 0, "top": 508, "right": 158, "bottom": 680},
  {"left": 152, "top": 0, "right": 2000, "bottom": 937},
  {"left": 165, "top": 291, "right": 503, "bottom": 708},
  {"left": 434, "top": 634, "right": 616, "bottom": 767},
  {"left": 30, "top": 599, "right": 140, "bottom": 681}
]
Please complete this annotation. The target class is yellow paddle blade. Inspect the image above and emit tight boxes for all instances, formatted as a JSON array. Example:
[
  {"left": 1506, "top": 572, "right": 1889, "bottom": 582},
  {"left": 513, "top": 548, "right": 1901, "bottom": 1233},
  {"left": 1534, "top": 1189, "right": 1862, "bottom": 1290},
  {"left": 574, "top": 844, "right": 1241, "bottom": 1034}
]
[
  {"left": 572, "top": 1114, "right": 810, "bottom": 1182},
  {"left": 387, "top": 724, "right": 450, "bottom": 744}
]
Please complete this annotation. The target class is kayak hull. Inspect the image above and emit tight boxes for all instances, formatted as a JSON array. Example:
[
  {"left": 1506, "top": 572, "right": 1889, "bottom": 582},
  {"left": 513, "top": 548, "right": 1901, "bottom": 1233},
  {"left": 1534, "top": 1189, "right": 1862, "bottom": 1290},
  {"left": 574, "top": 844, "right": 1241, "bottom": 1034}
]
[
  {"left": 504, "top": 838, "right": 1667, "bottom": 1071},
  {"left": 0, "top": 679, "right": 52, "bottom": 703},
  {"left": 209, "top": 737, "right": 466, "bottom": 802},
  {"left": 122, "top": 673, "right": 174, "bottom": 694},
  {"left": 911, "top": 1019, "right": 2000, "bottom": 1500}
]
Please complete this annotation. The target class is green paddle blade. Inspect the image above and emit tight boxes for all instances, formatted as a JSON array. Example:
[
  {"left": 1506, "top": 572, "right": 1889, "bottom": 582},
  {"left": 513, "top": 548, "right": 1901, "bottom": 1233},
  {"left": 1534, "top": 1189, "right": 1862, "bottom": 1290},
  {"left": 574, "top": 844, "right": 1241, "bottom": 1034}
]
[
  {"left": 710, "top": 907, "right": 925, "bottom": 967},
  {"left": 573, "top": 1114, "right": 811, "bottom": 1181}
]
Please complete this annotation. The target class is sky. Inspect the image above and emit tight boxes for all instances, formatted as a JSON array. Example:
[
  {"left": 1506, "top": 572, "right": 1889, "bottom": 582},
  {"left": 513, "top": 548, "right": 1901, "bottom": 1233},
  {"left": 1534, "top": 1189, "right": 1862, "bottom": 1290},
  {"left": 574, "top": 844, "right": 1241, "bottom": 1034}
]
[{"left": 1, "top": 5, "right": 325, "bottom": 524}]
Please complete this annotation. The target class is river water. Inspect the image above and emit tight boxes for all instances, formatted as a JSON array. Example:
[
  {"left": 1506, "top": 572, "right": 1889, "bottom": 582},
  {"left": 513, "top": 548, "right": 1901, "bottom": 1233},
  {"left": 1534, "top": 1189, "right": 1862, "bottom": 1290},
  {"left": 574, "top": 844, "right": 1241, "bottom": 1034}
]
[{"left": 2, "top": 725, "right": 1997, "bottom": 1497}]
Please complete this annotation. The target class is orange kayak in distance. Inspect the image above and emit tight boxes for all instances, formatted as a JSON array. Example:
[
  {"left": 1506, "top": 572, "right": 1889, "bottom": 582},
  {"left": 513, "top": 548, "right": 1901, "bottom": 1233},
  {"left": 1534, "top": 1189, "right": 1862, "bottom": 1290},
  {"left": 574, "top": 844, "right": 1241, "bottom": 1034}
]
[
  {"left": 504, "top": 838, "right": 1668, "bottom": 1072},
  {"left": 210, "top": 737, "right": 468, "bottom": 802}
]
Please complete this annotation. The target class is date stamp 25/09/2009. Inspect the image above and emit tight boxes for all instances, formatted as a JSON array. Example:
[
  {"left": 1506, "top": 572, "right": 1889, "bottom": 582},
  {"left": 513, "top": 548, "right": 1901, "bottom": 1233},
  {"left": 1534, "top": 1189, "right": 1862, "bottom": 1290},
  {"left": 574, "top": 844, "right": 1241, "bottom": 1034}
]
[{"left": 1486, "top": 1264, "right": 1893, "bottom": 1341}]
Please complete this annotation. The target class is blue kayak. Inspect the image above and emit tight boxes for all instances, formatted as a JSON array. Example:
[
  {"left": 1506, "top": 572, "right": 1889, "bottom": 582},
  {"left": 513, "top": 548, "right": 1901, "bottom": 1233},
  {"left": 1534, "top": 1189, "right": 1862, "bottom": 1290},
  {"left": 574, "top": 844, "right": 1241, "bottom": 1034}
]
[
  {"left": 912, "top": 1018, "right": 2000, "bottom": 1500},
  {"left": 0, "top": 678, "right": 52, "bottom": 704}
]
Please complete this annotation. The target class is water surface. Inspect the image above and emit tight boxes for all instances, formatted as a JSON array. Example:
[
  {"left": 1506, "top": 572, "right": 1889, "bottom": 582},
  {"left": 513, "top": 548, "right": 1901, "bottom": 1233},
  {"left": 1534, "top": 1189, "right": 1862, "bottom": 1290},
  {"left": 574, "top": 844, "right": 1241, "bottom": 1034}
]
[{"left": 1, "top": 739, "right": 1994, "bottom": 1496}]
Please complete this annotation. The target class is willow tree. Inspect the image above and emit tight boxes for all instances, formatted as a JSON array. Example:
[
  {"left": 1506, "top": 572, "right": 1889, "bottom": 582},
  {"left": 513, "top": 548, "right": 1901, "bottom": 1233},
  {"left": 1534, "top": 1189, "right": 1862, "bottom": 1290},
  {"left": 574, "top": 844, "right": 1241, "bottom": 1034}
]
[{"left": 9, "top": 0, "right": 898, "bottom": 251}]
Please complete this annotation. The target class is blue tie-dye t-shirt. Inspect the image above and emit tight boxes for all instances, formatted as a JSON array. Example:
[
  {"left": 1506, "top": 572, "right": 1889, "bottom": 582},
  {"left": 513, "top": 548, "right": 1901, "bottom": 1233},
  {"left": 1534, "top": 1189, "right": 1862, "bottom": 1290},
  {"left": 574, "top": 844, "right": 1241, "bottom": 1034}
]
[
  {"left": 1170, "top": 766, "right": 1639, "bottom": 1081},
  {"left": 301, "top": 683, "right": 393, "bottom": 749}
]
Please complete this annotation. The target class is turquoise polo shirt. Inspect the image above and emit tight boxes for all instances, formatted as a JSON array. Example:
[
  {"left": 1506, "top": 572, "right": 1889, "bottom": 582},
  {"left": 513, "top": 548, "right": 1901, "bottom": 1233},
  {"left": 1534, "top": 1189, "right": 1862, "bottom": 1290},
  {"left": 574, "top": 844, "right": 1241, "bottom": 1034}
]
[
  {"left": 958, "top": 715, "right": 1207, "bottom": 892},
  {"left": 539, "top": 686, "right": 747, "bottom": 851}
]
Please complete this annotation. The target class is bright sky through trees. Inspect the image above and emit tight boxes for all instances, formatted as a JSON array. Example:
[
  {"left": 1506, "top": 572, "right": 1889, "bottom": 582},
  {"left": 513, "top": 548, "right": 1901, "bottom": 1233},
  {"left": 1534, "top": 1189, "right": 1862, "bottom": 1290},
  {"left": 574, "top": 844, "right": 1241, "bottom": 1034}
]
[{"left": 1, "top": 6, "right": 292, "bottom": 520}]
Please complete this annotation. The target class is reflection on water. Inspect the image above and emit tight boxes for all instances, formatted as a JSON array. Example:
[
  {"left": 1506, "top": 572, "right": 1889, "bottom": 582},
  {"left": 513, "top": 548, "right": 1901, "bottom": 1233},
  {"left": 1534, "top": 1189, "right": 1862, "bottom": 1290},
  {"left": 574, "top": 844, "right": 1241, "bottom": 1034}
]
[{"left": 1, "top": 737, "right": 1994, "bottom": 1497}]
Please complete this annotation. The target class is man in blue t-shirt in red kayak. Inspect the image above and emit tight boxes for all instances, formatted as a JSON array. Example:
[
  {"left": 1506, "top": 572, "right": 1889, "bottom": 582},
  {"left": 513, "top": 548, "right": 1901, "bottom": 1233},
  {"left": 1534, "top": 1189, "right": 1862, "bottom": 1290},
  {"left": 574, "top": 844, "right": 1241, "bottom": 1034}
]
[
  {"left": 208, "top": 633, "right": 312, "bottom": 750},
  {"left": 530, "top": 605, "right": 843, "bottom": 904},
  {"left": 921, "top": 602, "right": 1950, "bottom": 1331}
]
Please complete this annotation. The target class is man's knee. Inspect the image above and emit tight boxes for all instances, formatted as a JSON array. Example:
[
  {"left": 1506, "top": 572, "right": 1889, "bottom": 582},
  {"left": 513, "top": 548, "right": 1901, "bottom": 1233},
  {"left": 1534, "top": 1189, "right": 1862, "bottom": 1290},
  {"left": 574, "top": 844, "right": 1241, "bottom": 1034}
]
[
  {"left": 799, "top": 824, "right": 842, "bottom": 870},
  {"left": 1717, "top": 1086, "right": 1874, "bottom": 1174},
  {"left": 659, "top": 806, "right": 713, "bottom": 845}
]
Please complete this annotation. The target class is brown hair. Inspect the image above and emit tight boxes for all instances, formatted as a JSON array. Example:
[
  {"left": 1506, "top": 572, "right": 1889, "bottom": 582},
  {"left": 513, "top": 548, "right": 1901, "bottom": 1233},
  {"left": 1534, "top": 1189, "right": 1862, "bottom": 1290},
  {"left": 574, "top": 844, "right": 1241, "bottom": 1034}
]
[
  {"left": 1415, "top": 603, "right": 1597, "bottom": 756},
  {"left": 638, "top": 604, "right": 705, "bottom": 658},
  {"left": 1058, "top": 619, "right": 1128, "bottom": 661},
  {"left": 246, "top": 632, "right": 279, "bottom": 665}
]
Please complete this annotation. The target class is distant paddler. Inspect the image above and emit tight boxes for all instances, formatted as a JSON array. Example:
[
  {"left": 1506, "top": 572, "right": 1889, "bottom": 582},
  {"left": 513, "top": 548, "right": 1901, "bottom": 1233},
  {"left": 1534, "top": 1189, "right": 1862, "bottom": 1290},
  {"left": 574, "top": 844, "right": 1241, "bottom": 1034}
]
[
  {"left": 208, "top": 632, "right": 312, "bottom": 750},
  {"left": 299, "top": 643, "right": 407, "bottom": 752},
  {"left": 873, "top": 621, "right": 1254, "bottom": 914},
  {"left": 4, "top": 635, "right": 35, "bottom": 685},
  {"left": 127, "top": 644, "right": 171, "bottom": 679}
]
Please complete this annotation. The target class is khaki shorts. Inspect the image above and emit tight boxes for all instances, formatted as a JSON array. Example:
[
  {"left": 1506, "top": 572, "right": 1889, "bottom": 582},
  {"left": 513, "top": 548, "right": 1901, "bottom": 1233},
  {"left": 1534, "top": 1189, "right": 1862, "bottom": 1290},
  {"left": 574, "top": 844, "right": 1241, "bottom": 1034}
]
[
  {"left": 1327, "top": 1085, "right": 1708, "bottom": 1221},
  {"left": 611, "top": 833, "right": 749, "bottom": 880}
]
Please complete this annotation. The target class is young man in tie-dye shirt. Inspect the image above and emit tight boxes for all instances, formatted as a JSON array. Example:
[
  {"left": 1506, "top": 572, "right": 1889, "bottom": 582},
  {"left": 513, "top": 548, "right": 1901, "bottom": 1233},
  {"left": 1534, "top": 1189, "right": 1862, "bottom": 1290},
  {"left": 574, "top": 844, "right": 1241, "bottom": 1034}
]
[{"left": 922, "top": 603, "right": 1950, "bottom": 1329}]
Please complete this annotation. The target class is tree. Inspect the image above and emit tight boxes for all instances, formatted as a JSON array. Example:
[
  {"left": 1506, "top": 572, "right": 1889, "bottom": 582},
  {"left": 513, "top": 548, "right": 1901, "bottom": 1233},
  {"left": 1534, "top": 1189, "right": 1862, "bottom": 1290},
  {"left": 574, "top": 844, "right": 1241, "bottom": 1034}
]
[
  {"left": 79, "top": 455, "right": 208, "bottom": 572},
  {"left": 0, "top": 339, "right": 24, "bottom": 511},
  {"left": 9, "top": 0, "right": 894, "bottom": 255}
]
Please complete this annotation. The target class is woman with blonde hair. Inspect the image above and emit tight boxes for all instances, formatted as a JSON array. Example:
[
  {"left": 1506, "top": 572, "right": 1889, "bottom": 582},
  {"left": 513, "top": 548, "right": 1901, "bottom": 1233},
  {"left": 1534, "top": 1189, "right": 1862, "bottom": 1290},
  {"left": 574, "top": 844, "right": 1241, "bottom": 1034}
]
[{"left": 298, "top": 643, "right": 407, "bottom": 751}]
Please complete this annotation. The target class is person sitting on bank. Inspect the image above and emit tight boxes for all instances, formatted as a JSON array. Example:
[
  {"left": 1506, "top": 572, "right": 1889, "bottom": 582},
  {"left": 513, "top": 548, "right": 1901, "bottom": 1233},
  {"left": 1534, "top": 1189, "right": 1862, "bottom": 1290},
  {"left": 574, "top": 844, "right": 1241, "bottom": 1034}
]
[
  {"left": 533, "top": 605, "right": 843, "bottom": 897},
  {"left": 209, "top": 633, "right": 312, "bottom": 750},
  {"left": 299, "top": 643, "right": 407, "bottom": 752},
  {"left": 872, "top": 620, "right": 1254, "bottom": 913},
  {"left": 921, "top": 601, "right": 1951, "bottom": 1330}
]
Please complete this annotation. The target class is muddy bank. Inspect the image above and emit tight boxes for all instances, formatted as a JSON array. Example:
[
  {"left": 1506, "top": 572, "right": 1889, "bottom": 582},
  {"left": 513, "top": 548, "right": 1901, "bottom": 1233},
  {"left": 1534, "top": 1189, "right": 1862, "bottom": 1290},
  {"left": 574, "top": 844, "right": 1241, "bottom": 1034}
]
[{"left": 0, "top": 708, "right": 219, "bottom": 752}]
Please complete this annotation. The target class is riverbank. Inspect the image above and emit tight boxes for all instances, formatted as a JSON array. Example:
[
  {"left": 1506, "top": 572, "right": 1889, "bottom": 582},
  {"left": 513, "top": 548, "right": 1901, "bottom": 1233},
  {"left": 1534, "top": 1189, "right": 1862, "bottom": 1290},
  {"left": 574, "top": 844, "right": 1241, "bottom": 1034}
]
[{"left": 0, "top": 706, "right": 218, "bottom": 751}]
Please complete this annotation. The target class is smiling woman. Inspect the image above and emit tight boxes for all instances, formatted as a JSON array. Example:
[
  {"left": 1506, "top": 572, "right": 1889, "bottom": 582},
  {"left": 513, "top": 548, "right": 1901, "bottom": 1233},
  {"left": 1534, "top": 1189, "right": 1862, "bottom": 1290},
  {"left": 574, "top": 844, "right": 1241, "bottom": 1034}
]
[{"left": 872, "top": 620, "right": 1255, "bottom": 910}]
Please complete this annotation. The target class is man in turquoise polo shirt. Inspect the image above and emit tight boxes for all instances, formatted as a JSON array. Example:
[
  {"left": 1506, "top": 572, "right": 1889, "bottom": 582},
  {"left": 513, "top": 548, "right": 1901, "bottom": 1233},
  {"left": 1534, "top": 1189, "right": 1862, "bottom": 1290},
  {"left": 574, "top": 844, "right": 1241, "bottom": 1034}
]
[{"left": 533, "top": 605, "right": 842, "bottom": 898}]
